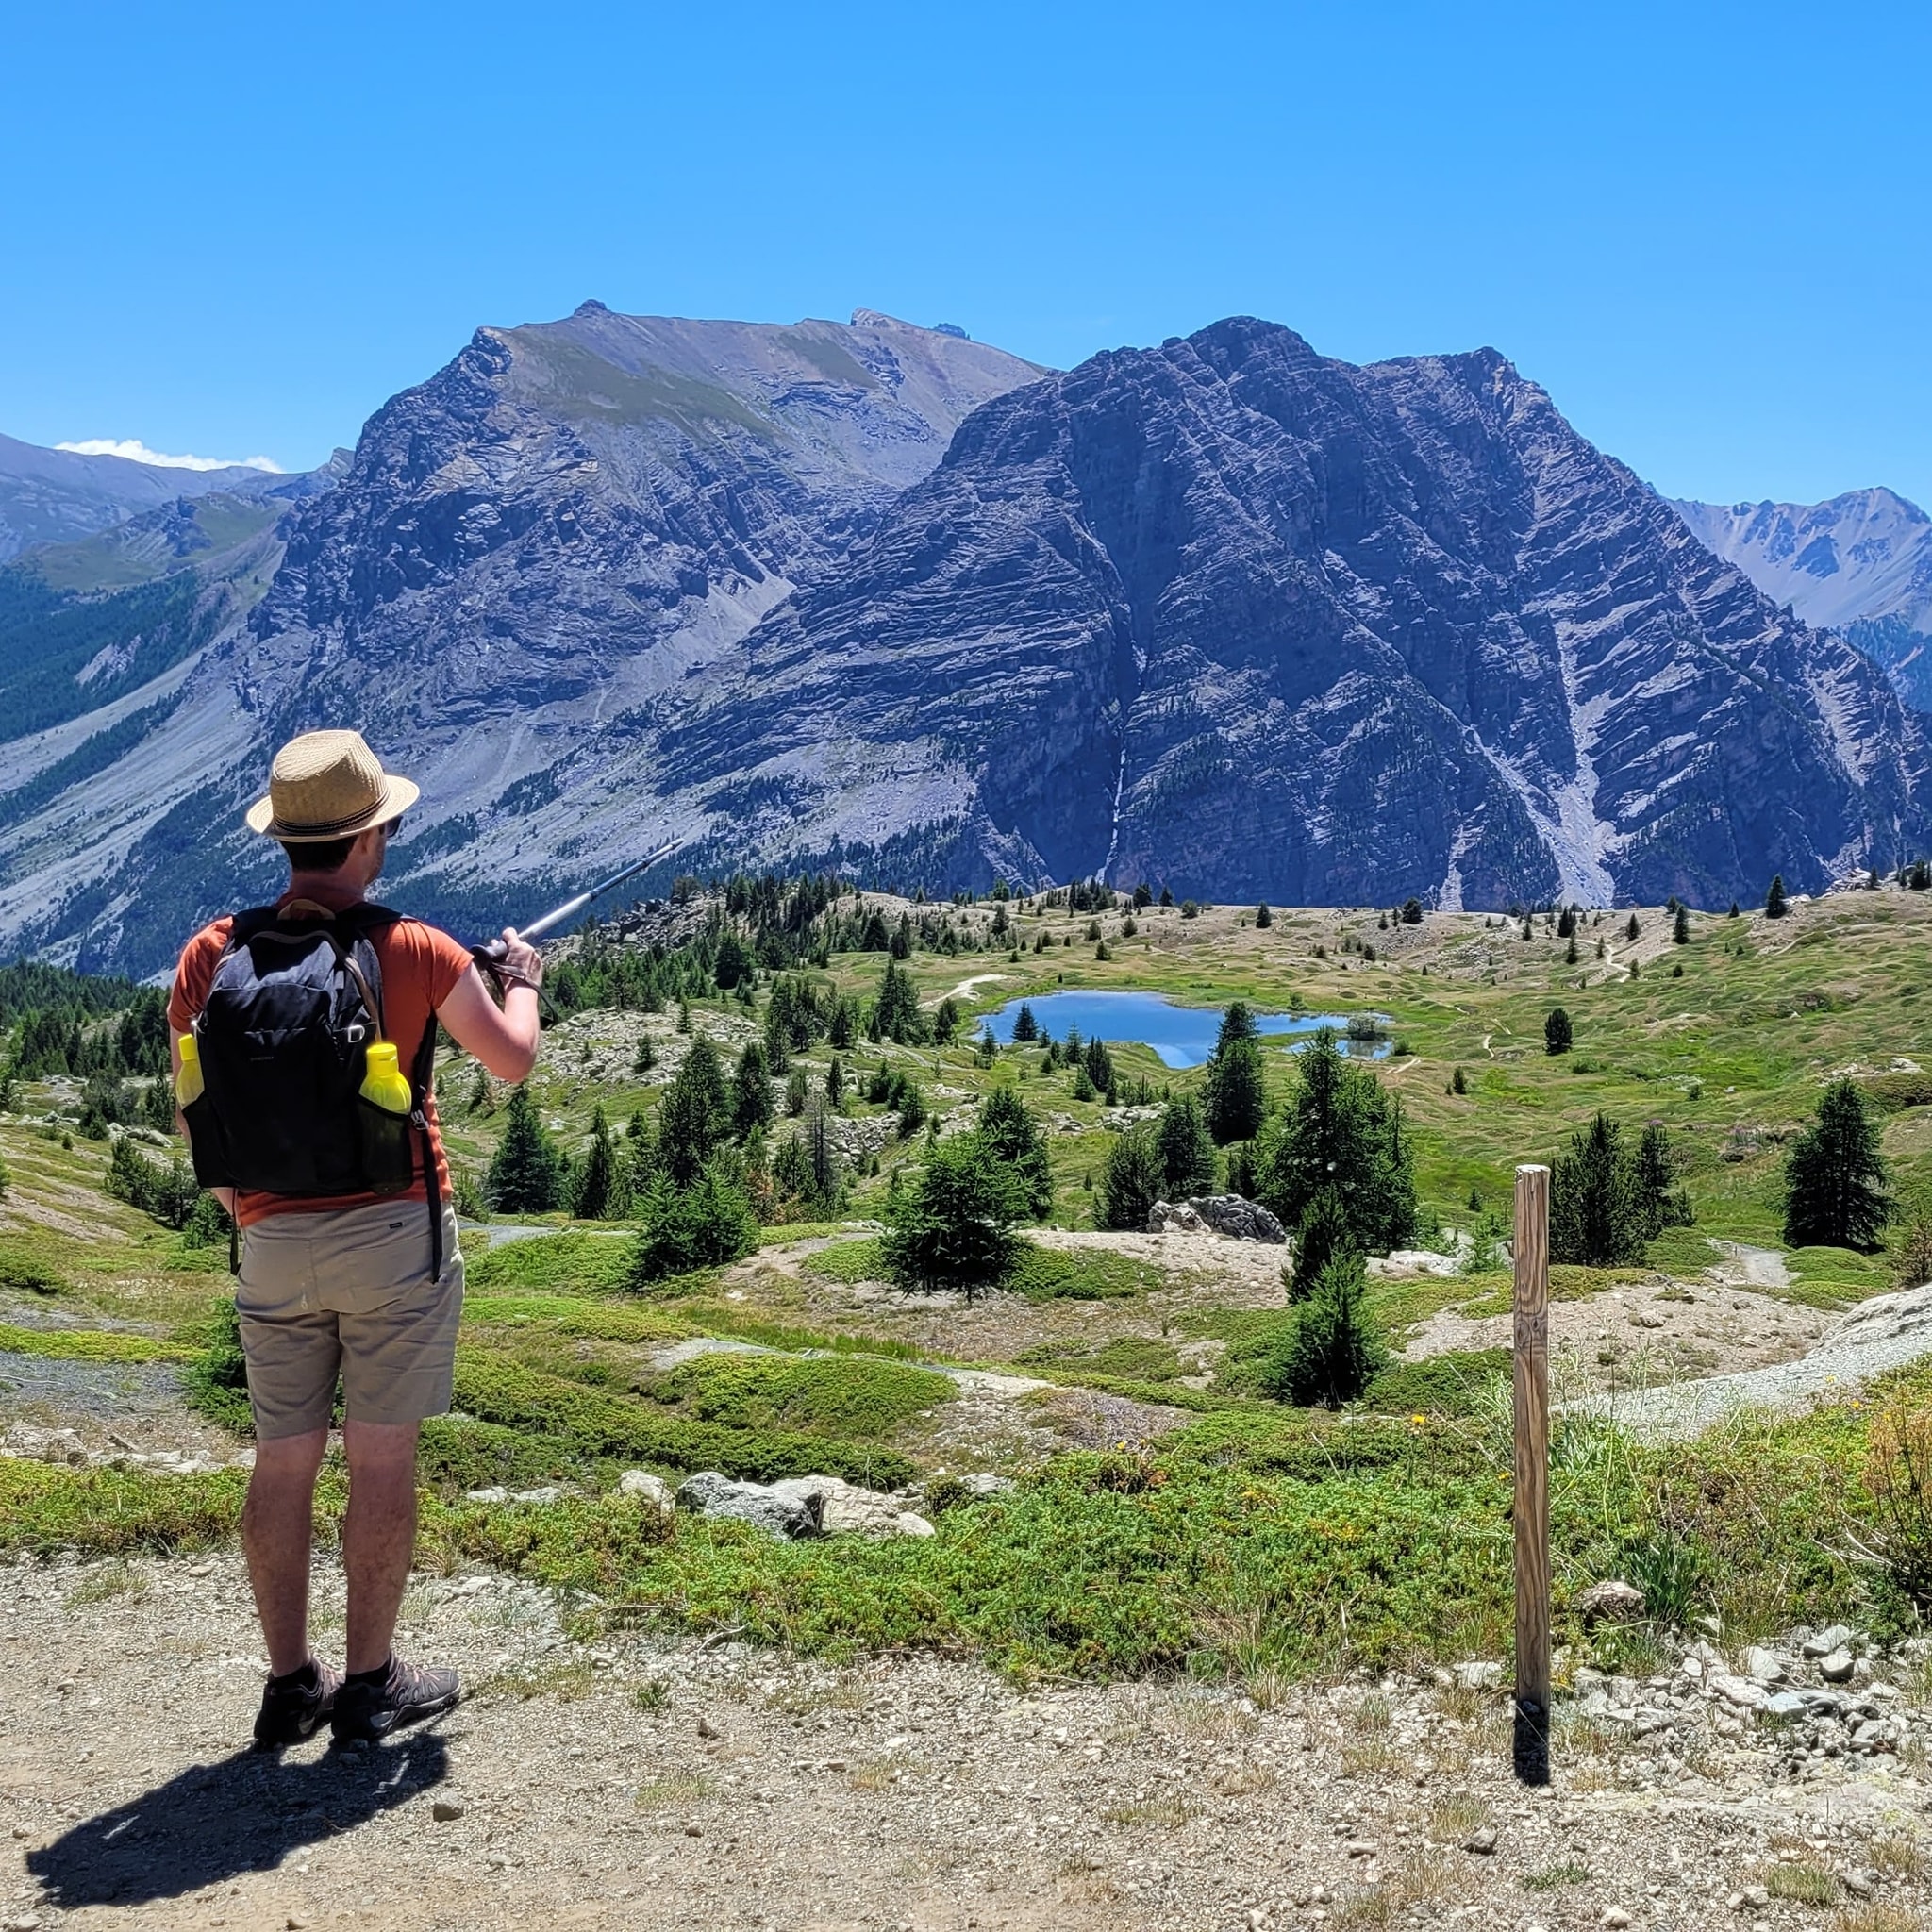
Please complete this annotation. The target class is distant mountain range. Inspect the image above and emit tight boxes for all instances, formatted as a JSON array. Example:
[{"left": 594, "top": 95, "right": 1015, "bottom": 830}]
[
  {"left": 0, "top": 433, "right": 340, "bottom": 561},
  {"left": 1672, "top": 489, "right": 1932, "bottom": 713},
  {"left": 2, "top": 306, "right": 1929, "bottom": 974}
]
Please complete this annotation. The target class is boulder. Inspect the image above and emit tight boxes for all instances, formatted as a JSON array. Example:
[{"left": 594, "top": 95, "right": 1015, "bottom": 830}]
[
  {"left": 1802, "top": 1624, "right": 1856, "bottom": 1658},
  {"left": 617, "top": 1469, "right": 676, "bottom": 1517},
  {"left": 675, "top": 1472, "right": 824, "bottom": 1540},
  {"left": 1743, "top": 1645, "right": 1788, "bottom": 1685},
  {"left": 1146, "top": 1195, "right": 1287, "bottom": 1242},
  {"left": 769, "top": 1474, "right": 935, "bottom": 1539},
  {"left": 1574, "top": 1579, "right": 1646, "bottom": 1624}
]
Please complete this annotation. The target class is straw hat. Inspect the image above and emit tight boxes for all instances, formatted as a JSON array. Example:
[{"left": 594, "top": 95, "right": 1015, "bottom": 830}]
[{"left": 244, "top": 730, "right": 421, "bottom": 841}]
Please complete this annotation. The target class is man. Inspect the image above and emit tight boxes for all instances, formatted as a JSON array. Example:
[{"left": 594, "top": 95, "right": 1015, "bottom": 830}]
[{"left": 170, "top": 729, "right": 543, "bottom": 1748}]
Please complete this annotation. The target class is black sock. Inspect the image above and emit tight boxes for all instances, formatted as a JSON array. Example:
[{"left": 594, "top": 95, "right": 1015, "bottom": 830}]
[
  {"left": 345, "top": 1656, "right": 392, "bottom": 1686},
  {"left": 269, "top": 1657, "right": 319, "bottom": 1691}
]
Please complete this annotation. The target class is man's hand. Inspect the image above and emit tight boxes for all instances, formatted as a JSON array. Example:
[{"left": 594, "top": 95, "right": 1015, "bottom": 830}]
[{"left": 494, "top": 928, "right": 544, "bottom": 991}]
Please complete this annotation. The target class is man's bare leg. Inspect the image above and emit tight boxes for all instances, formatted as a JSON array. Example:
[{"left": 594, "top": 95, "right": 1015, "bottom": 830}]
[
  {"left": 341, "top": 1418, "right": 421, "bottom": 1675},
  {"left": 242, "top": 1428, "right": 328, "bottom": 1676}
]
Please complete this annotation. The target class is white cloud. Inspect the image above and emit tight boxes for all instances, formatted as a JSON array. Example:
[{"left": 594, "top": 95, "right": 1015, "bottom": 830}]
[{"left": 54, "top": 438, "right": 283, "bottom": 474}]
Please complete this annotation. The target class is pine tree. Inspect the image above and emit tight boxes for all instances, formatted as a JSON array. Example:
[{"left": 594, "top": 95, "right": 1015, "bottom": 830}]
[
  {"left": 1633, "top": 1121, "right": 1690, "bottom": 1240},
  {"left": 658, "top": 1036, "right": 732, "bottom": 1186},
  {"left": 1097, "top": 1123, "right": 1167, "bottom": 1231},
  {"left": 571, "top": 1105, "right": 618, "bottom": 1220},
  {"left": 1782, "top": 1078, "right": 1893, "bottom": 1251},
  {"left": 1255, "top": 1029, "right": 1417, "bottom": 1254},
  {"left": 633, "top": 1034, "right": 658, "bottom": 1074},
  {"left": 1263, "top": 1253, "right": 1388, "bottom": 1407},
  {"left": 1400, "top": 898, "right": 1424, "bottom": 924},
  {"left": 879, "top": 1131, "right": 1027, "bottom": 1293},
  {"left": 1155, "top": 1094, "right": 1217, "bottom": 1198},
  {"left": 825, "top": 1055, "right": 846, "bottom": 1111},
  {"left": 485, "top": 1084, "right": 566, "bottom": 1213},
  {"left": 871, "top": 957, "right": 928, "bottom": 1044},
  {"left": 1290, "top": 1185, "right": 1354, "bottom": 1301},
  {"left": 627, "top": 1163, "right": 759, "bottom": 1283},
  {"left": 1624, "top": 912, "right": 1641, "bottom": 941},
  {"left": 1544, "top": 1008, "right": 1574, "bottom": 1055},
  {"left": 1011, "top": 1003, "right": 1040, "bottom": 1042},
  {"left": 1203, "top": 1002, "right": 1267, "bottom": 1144},
  {"left": 1672, "top": 904, "right": 1690, "bottom": 944},
  {"left": 1765, "top": 874, "right": 1789, "bottom": 919},
  {"left": 784, "top": 1067, "right": 808, "bottom": 1115},
  {"left": 1549, "top": 1113, "right": 1643, "bottom": 1265},
  {"left": 732, "top": 1040, "right": 774, "bottom": 1136},
  {"left": 1565, "top": 934, "right": 1580, "bottom": 965},
  {"left": 1255, "top": 902, "right": 1274, "bottom": 928},
  {"left": 976, "top": 1083, "right": 1056, "bottom": 1219}
]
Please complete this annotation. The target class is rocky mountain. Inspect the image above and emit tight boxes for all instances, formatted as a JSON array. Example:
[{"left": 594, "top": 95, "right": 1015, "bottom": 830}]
[
  {"left": 1673, "top": 490, "right": 1932, "bottom": 713},
  {"left": 0, "top": 308, "right": 1044, "bottom": 971},
  {"left": 3, "top": 307, "right": 1929, "bottom": 975},
  {"left": 0, "top": 434, "right": 337, "bottom": 562}
]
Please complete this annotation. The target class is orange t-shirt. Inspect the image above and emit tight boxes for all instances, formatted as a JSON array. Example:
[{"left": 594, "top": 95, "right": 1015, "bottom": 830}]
[{"left": 168, "top": 900, "right": 473, "bottom": 1225}]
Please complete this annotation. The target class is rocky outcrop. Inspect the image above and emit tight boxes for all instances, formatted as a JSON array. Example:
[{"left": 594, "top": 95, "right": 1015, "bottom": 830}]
[
  {"left": 674, "top": 1469, "right": 933, "bottom": 1539},
  {"left": 1146, "top": 1195, "right": 1288, "bottom": 1242},
  {"left": 684, "top": 320, "right": 1932, "bottom": 906}
]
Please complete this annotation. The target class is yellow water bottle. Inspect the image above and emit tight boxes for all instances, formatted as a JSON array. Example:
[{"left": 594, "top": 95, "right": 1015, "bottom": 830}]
[
  {"left": 358, "top": 1041, "right": 412, "bottom": 1114},
  {"left": 175, "top": 1034, "right": 205, "bottom": 1108}
]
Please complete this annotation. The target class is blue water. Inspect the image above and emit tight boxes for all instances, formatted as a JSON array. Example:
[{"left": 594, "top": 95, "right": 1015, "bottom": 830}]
[{"left": 975, "top": 991, "right": 1390, "bottom": 1070}]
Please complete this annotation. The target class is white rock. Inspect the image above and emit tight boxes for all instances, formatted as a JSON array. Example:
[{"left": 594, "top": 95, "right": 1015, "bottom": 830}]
[
  {"left": 1803, "top": 1624, "right": 1856, "bottom": 1658},
  {"left": 1710, "top": 1674, "right": 1769, "bottom": 1711},
  {"left": 1452, "top": 1660, "right": 1503, "bottom": 1690},
  {"left": 1742, "top": 1646, "right": 1786, "bottom": 1684},
  {"left": 617, "top": 1470, "right": 675, "bottom": 1515},
  {"left": 1819, "top": 1648, "right": 1856, "bottom": 1684}
]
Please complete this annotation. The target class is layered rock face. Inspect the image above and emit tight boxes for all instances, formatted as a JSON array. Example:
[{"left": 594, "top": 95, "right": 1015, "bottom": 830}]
[
  {"left": 4, "top": 310, "right": 1929, "bottom": 974},
  {"left": 0, "top": 308, "right": 1041, "bottom": 971},
  {"left": 685, "top": 320, "right": 1932, "bottom": 906}
]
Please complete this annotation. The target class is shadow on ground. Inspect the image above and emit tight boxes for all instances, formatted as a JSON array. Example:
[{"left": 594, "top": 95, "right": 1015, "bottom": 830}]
[{"left": 27, "top": 1733, "right": 448, "bottom": 1908}]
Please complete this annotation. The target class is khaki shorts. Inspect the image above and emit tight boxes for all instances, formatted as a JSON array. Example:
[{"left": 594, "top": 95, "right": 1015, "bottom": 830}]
[{"left": 236, "top": 1201, "right": 464, "bottom": 1439}]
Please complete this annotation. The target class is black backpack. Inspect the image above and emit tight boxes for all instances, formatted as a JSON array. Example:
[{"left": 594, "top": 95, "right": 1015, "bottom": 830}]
[{"left": 183, "top": 902, "right": 443, "bottom": 1280}]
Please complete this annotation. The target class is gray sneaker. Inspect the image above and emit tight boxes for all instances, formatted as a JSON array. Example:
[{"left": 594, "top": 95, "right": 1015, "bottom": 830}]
[
  {"left": 330, "top": 1655, "right": 460, "bottom": 1742},
  {"left": 253, "top": 1657, "right": 341, "bottom": 1748}
]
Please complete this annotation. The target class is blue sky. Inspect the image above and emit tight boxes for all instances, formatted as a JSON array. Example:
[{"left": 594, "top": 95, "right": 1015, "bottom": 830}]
[{"left": 3, "top": 0, "right": 1925, "bottom": 506}]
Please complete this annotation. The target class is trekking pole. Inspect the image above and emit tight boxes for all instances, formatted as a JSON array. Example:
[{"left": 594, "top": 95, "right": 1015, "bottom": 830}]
[
  {"left": 471, "top": 840, "right": 684, "bottom": 983},
  {"left": 1512, "top": 1161, "right": 1552, "bottom": 1784}
]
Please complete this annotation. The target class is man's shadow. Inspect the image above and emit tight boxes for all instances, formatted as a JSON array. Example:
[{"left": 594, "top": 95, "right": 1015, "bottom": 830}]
[{"left": 28, "top": 1734, "right": 449, "bottom": 1908}]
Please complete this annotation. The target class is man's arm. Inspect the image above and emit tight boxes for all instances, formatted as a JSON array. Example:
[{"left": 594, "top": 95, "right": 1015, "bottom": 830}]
[{"left": 436, "top": 929, "right": 544, "bottom": 1083}]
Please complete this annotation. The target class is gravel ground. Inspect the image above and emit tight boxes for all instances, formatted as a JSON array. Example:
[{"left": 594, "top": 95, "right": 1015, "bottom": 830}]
[
  {"left": 1595, "top": 1283, "right": 1932, "bottom": 1439},
  {"left": 5, "top": 1552, "right": 1931, "bottom": 1932}
]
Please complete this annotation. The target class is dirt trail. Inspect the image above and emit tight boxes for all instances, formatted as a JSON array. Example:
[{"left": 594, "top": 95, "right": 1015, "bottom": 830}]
[{"left": 7, "top": 1550, "right": 1931, "bottom": 1932}]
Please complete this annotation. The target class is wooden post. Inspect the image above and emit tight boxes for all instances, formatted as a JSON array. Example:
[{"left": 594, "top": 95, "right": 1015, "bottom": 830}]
[{"left": 1512, "top": 1161, "right": 1552, "bottom": 1784}]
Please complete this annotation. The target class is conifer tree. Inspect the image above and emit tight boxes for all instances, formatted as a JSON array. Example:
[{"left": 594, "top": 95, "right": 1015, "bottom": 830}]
[
  {"left": 1625, "top": 912, "right": 1641, "bottom": 941},
  {"left": 1290, "top": 1185, "right": 1355, "bottom": 1301},
  {"left": 658, "top": 1035, "right": 732, "bottom": 1186},
  {"left": 1155, "top": 1094, "right": 1217, "bottom": 1198},
  {"left": 570, "top": 1104, "right": 618, "bottom": 1220},
  {"left": 1765, "top": 874, "right": 1789, "bottom": 919},
  {"left": 1783, "top": 1078, "right": 1893, "bottom": 1251},
  {"left": 1672, "top": 904, "right": 1690, "bottom": 944},
  {"left": 1548, "top": 1112, "right": 1643, "bottom": 1265},
  {"left": 784, "top": 1067, "right": 808, "bottom": 1115},
  {"left": 1011, "top": 1003, "right": 1040, "bottom": 1043},
  {"left": 1264, "top": 1253, "right": 1388, "bottom": 1406},
  {"left": 1544, "top": 1008, "right": 1574, "bottom": 1056},
  {"left": 871, "top": 957, "right": 928, "bottom": 1044},
  {"left": 1096, "top": 1123, "right": 1167, "bottom": 1231},
  {"left": 880, "top": 1130, "right": 1027, "bottom": 1292},
  {"left": 976, "top": 1083, "right": 1056, "bottom": 1219},
  {"left": 626, "top": 1163, "right": 759, "bottom": 1283},
  {"left": 1255, "top": 1029, "right": 1417, "bottom": 1254},
  {"left": 733, "top": 1040, "right": 774, "bottom": 1136},
  {"left": 485, "top": 1083, "right": 566, "bottom": 1213},
  {"left": 1203, "top": 1001, "right": 1267, "bottom": 1145},
  {"left": 1255, "top": 902, "right": 1274, "bottom": 928},
  {"left": 1634, "top": 1121, "right": 1690, "bottom": 1239}
]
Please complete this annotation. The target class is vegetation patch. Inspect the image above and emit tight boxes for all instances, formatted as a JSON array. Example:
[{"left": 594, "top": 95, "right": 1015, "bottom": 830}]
[
  {"left": 1357, "top": 1349, "right": 1511, "bottom": 1418},
  {"left": 465, "top": 1230, "right": 638, "bottom": 1295},
  {"left": 0, "top": 1321, "right": 194, "bottom": 1364},
  {"left": 640, "top": 1352, "right": 955, "bottom": 1440},
  {"left": 451, "top": 1351, "right": 918, "bottom": 1490}
]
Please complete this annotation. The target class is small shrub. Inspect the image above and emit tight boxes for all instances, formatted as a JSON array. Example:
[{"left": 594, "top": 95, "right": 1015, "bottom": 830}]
[
  {"left": 627, "top": 1166, "right": 758, "bottom": 1285},
  {"left": 1261, "top": 1255, "right": 1388, "bottom": 1407}
]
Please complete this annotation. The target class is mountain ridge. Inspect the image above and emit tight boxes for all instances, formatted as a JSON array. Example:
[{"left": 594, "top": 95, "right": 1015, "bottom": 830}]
[{"left": 2, "top": 308, "right": 1929, "bottom": 974}]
